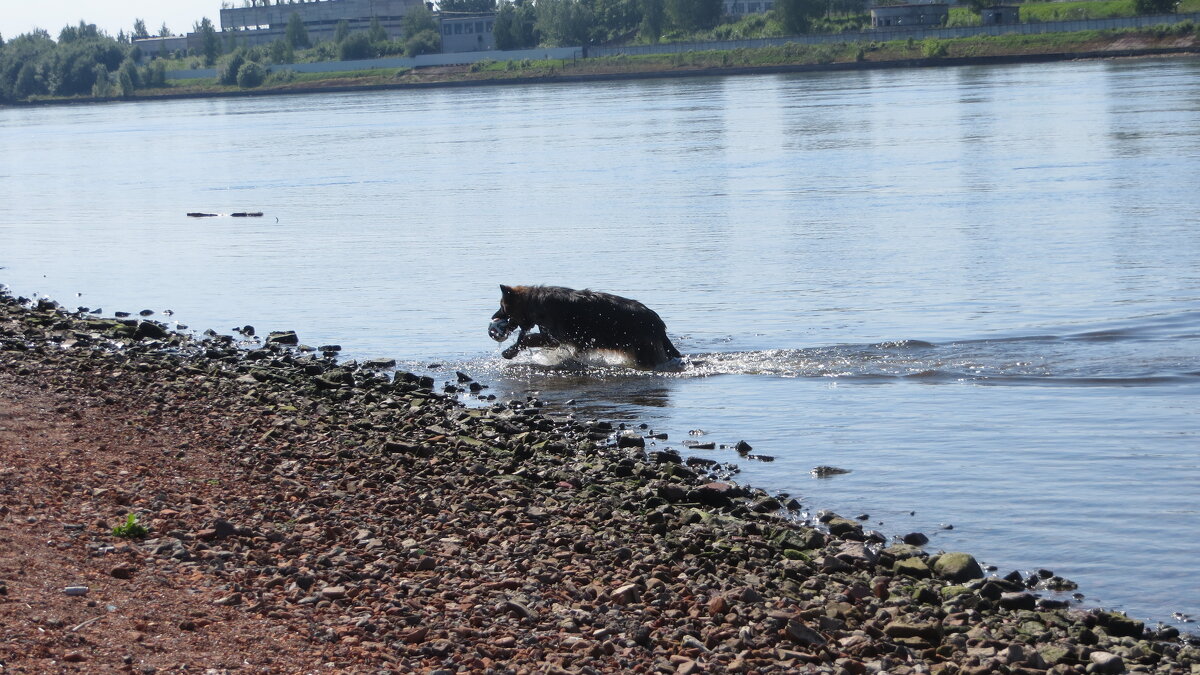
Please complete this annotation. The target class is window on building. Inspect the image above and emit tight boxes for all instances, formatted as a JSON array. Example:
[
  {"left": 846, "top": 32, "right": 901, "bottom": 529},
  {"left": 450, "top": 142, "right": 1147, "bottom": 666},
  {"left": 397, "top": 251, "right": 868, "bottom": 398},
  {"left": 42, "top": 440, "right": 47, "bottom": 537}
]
[
  {"left": 476, "top": 21, "right": 484, "bottom": 33},
  {"left": 444, "top": 25, "right": 453, "bottom": 35},
  {"left": 486, "top": 21, "right": 494, "bottom": 31},
  {"left": 466, "top": 22, "right": 474, "bottom": 33},
  {"left": 454, "top": 23, "right": 463, "bottom": 34}
]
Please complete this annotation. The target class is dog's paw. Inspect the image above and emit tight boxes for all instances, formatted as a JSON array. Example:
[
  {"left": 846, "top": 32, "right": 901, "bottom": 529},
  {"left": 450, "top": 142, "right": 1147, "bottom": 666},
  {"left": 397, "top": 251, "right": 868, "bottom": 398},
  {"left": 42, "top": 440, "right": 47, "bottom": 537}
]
[{"left": 501, "top": 344, "right": 521, "bottom": 359}]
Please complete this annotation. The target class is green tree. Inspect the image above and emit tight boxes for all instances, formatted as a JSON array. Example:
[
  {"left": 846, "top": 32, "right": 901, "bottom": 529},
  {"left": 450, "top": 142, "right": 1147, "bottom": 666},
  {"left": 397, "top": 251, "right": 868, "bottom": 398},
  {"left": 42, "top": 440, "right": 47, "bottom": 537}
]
[
  {"left": 159, "top": 22, "right": 172, "bottom": 37},
  {"left": 133, "top": 19, "right": 150, "bottom": 39},
  {"left": 90, "top": 63, "right": 113, "bottom": 97},
  {"left": 194, "top": 17, "right": 221, "bottom": 65},
  {"left": 270, "top": 38, "right": 295, "bottom": 63},
  {"left": 493, "top": 1, "right": 539, "bottom": 49},
  {"left": 537, "top": 0, "right": 594, "bottom": 45},
  {"left": 58, "top": 21, "right": 102, "bottom": 44},
  {"left": 119, "top": 57, "right": 141, "bottom": 88},
  {"left": 334, "top": 19, "right": 351, "bottom": 42},
  {"left": 368, "top": 16, "right": 390, "bottom": 42},
  {"left": 402, "top": 3, "right": 440, "bottom": 37},
  {"left": 583, "top": 0, "right": 642, "bottom": 43},
  {"left": 286, "top": 12, "right": 311, "bottom": 48},
  {"left": 141, "top": 59, "right": 168, "bottom": 87},
  {"left": 1134, "top": 0, "right": 1178, "bottom": 12},
  {"left": 639, "top": 0, "right": 665, "bottom": 41},
  {"left": 775, "top": 0, "right": 824, "bottom": 33},
  {"left": 665, "top": 0, "right": 722, "bottom": 32},
  {"left": 117, "top": 66, "right": 135, "bottom": 96}
]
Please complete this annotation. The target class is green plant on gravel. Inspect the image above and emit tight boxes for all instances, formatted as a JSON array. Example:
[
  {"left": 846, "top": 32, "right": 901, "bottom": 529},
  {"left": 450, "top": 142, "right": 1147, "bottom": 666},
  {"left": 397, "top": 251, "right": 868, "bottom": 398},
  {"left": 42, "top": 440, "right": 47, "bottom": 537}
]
[{"left": 112, "top": 513, "right": 149, "bottom": 538}]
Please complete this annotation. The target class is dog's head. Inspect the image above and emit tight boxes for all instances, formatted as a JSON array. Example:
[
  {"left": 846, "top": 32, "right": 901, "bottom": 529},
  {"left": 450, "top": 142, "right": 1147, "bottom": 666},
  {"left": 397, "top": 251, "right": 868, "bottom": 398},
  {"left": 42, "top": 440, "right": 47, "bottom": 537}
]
[{"left": 488, "top": 284, "right": 530, "bottom": 342}]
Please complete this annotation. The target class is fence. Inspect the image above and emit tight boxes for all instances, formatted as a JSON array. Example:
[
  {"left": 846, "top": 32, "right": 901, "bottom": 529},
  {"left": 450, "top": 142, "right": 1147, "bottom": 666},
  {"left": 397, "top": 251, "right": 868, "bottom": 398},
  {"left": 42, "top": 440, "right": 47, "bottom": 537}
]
[
  {"left": 167, "top": 46, "right": 584, "bottom": 81},
  {"left": 589, "top": 11, "right": 1200, "bottom": 57},
  {"left": 167, "top": 12, "right": 1197, "bottom": 80}
]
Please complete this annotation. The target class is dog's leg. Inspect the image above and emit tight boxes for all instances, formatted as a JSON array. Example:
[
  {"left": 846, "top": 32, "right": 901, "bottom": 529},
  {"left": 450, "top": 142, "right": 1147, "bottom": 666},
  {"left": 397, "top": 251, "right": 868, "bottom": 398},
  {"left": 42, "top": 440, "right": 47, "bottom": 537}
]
[{"left": 501, "top": 330, "right": 559, "bottom": 359}]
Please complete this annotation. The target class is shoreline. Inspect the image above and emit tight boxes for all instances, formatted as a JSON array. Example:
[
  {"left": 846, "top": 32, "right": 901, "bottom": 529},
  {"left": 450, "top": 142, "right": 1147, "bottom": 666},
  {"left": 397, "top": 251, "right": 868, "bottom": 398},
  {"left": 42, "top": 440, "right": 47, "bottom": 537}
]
[
  {"left": 1, "top": 288, "right": 1197, "bottom": 672},
  {"left": 6, "top": 45, "right": 1199, "bottom": 108}
]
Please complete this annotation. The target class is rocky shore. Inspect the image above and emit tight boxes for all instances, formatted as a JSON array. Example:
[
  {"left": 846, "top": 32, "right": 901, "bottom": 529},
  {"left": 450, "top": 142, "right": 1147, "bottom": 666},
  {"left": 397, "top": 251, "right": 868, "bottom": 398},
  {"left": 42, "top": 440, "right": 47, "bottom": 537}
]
[{"left": 1, "top": 288, "right": 1196, "bottom": 674}]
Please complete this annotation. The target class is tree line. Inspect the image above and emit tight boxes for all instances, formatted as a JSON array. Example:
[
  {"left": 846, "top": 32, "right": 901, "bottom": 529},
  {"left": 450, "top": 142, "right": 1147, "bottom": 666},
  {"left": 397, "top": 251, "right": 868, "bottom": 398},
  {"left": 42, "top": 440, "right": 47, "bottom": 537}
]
[
  {"left": 0, "top": 9, "right": 443, "bottom": 103},
  {"left": 0, "top": 22, "right": 170, "bottom": 103}
]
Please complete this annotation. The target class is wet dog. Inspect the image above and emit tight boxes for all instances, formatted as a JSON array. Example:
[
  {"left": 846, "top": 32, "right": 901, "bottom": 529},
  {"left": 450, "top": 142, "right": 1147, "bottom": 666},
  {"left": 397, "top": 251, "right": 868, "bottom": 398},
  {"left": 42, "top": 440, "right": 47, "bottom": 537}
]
[{"left": 489, "top": 285, "right": 681, "bottom": 369}]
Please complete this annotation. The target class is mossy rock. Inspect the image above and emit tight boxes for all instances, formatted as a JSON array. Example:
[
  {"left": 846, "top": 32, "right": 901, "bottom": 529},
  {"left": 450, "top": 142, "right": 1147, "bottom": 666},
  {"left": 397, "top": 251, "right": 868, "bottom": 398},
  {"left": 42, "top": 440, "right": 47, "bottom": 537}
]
[
  {"left": 893, "top": 556, "right": 932, "bottom": 578},
  {"left": 932, "top": 552, "right": 984, "bottom": 583}
]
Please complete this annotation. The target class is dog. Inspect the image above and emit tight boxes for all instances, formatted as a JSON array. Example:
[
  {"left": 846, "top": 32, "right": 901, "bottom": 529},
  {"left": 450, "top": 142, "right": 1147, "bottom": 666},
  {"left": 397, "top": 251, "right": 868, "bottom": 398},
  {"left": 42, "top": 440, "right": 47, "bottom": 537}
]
[{"left": 489, "top": 285, "right": 681, "bottom": 369}]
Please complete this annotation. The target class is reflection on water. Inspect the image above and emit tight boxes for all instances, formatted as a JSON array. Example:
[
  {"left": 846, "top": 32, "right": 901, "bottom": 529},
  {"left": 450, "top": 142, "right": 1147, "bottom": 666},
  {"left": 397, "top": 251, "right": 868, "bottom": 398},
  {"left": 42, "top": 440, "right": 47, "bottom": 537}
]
[{"left": 2, "top": 57, "right": 1200, "bottom": 629}]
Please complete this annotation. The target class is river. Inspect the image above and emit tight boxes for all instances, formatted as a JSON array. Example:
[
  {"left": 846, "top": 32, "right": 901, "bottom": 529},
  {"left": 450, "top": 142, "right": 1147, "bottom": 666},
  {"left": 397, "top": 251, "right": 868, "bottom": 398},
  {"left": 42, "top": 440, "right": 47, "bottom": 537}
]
[{"left": 2, "top": 56, "right": 1198, "bottom": 630}]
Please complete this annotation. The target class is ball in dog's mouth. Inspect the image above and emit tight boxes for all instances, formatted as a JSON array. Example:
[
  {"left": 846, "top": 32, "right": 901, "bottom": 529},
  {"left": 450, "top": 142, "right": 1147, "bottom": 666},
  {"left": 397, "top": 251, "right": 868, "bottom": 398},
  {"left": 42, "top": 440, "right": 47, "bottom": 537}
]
[{"left": 488, "top": 317, "right": 515, "bottom": 342}]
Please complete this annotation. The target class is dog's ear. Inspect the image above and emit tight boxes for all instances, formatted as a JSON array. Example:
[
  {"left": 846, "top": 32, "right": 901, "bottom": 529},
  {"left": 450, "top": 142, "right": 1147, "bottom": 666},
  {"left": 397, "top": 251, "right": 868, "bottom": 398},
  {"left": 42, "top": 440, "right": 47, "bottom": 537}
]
[{"left": 500, "top": 284, "right": 516, "bottom": 300}]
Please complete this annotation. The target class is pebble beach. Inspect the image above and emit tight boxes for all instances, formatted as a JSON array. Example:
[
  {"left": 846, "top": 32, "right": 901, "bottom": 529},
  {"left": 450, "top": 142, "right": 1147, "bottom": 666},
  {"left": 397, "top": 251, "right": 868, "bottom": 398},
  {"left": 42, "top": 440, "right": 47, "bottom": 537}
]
[{"left": 1, "top": 288, "right": 1197, "bottom": 674}]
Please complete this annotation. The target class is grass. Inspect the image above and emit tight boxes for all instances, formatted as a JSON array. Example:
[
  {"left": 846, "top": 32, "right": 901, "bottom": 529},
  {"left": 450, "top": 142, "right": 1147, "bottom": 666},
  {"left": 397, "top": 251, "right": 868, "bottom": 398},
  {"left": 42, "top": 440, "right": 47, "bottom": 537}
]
[
  {"left": 112, "top": 513, "right": 149, "bottom": 538},
  {"left": 69, "top": 19, "right": 1199, "bottom": 104}
]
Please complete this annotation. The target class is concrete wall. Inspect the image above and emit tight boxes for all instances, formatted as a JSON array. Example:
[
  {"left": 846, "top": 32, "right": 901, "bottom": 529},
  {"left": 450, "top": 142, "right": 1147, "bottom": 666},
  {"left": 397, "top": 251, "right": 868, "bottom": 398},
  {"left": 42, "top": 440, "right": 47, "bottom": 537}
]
[
  {"left": 723, "top": 0, "right": 775, "bottom": 17},
  {"left": 220, "top": 0, "right": 419, "bottom": 31},
  {"left": 132, "top": 36, "right": 191, "bottom": 59},
  {"left": 440, "top": 15, "right": 496, "bottom": 53},
  {"left": 870, "top": 4, "right": 950, "bottom": 28}
]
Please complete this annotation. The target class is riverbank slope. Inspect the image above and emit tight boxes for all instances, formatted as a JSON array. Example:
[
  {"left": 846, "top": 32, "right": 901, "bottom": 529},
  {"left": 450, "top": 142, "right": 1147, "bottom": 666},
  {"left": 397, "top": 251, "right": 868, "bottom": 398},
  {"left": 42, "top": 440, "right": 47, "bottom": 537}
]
[
  {"left": 10, "top": 29, "right": 1198, "bottom": 106},
  {"left": 1, "top": 290, "right": 1197, "bottom": 673}
]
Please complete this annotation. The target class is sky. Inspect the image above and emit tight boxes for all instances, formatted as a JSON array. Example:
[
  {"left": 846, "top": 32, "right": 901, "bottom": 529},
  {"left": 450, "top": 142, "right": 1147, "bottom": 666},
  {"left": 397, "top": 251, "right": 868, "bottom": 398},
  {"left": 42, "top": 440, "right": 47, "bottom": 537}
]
[{"left": 1, "top": 0, "right": 221, "bottom": 41}]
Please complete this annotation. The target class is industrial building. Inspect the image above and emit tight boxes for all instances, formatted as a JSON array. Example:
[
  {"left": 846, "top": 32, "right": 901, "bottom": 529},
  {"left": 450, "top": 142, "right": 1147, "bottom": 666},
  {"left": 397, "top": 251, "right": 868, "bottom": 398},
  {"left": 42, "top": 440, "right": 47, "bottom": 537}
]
[{"left": 133, "top": 0, "right": 496, "bottom": 57}]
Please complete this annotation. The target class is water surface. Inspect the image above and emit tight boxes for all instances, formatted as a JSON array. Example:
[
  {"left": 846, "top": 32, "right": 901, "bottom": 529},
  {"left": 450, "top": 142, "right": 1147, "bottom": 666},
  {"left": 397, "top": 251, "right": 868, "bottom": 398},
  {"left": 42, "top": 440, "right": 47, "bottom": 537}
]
[{"left": 2, "top": 57, "right": 1198, "bottom": 629}]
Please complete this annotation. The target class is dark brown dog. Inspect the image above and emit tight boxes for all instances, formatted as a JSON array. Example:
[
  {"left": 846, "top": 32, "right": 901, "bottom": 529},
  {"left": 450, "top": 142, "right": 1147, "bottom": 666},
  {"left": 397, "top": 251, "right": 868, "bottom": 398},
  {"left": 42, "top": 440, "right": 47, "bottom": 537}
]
[{"left": 489, "top": 285, "right": 681, "bottom": 368}]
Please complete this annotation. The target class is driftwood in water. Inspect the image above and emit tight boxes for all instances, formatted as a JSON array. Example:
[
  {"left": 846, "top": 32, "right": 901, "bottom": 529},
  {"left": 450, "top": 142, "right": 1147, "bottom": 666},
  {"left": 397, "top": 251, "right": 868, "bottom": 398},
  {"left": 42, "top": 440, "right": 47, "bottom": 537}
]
[
  {"left": 187, "top": 212, "right": 217, "bottom": 218},
  {"left": 231, "top": 212, "right": 264, "bottom": 217}
]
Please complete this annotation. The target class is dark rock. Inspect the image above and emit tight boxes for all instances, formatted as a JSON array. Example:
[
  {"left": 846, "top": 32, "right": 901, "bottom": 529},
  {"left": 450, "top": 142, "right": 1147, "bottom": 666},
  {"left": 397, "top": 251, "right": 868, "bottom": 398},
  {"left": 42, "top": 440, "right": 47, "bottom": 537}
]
[
  {"left": 266, "top": 331, "right": 299, "bottom": 345},
  {"left": 998, "top": 592, "right": 1037, "bottom": 611},
  {"left": 785, "top": 619, "right": 826, "bottom": 647},
  {"left": 734, "top": 440, "right": 752, "bottom": 454},
  {"left": 902, "top": 532, "right": 929, "bottom": 546}
]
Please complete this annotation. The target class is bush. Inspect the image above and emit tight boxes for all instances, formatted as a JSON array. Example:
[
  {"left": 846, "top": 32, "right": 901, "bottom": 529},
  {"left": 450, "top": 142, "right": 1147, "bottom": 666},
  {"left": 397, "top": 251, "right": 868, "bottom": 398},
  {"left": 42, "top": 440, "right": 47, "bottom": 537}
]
[
  {"left": 921, "top": 38, "right": 948, "bottom": 57},
  {"left": 404, "top": 29, "right": 442, "bottom": 57},
  {"left": 236, "top": 61, "right": 265, "bottom": 88},
  {"left": 340, "top": 32, "right": 374, "bottom": 60},
  {"left": 217, "top": 49, "right": 246, "bottom": 85}
]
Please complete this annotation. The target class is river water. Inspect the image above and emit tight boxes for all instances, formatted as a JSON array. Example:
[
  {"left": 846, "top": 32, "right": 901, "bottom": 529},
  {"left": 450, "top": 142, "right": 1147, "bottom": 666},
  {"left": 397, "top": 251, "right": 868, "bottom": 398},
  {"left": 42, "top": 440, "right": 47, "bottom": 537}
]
[{"left": 2, "top": 57, "right": 1198, "bottom": 630}]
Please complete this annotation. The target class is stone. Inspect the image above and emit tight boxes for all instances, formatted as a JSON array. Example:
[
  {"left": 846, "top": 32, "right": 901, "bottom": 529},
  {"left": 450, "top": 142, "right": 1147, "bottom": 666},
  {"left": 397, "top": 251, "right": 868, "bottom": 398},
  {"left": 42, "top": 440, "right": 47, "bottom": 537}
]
[
  {"left": 266, "top": 330, "right": 299, "bottom": 345},
  {"left": 110, "top": 564, "right": 135, "bottom": 579},
  {"left": 1089, "top": 651, "right": 1126, "bottom": 674},
  {"left": 320, "top": 585, "right": 347, "bottom": 600},
  {"left": 933, "top": 552, "right": 985, "bottom": 583},
  {"left": 1099, "top": 611, "right": 1144, "bottom": 638},
  {"left": 884, "top": 620, "right": 943, "bottom": 643},
  {"left": 998, "top": 592, "right": 1037, "bottom": 611},
  {"left": 611, "top": 583, "right": 640, "bottom": 604},
  {"left": 785, "top": 619, "right": 826, "bottom": 647},
  {"left": 616, "top": 431, "right": 645, "bottom": 448},
  {"left": 893, "top": 557, "right": 932, "bottom": 578},
  {"left": 902, "top": 532, "right": 929, "bottom": 546}
]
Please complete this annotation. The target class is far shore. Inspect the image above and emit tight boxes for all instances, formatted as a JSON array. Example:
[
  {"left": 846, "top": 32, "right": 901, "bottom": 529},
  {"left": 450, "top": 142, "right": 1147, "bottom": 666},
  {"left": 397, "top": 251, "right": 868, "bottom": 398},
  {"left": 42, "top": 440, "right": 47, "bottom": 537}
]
[{"left": 7, "top": 33, "right": 1199, "bottom": 107}]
